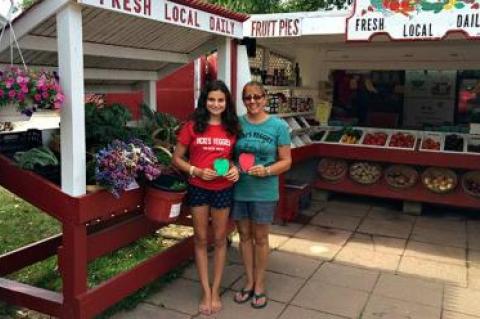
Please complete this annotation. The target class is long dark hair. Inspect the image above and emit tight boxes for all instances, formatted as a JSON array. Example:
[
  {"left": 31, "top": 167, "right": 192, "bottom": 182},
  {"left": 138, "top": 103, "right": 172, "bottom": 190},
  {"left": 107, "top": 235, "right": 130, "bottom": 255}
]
[{"left": 192, "top": 80, "right": 240, "bottom": 136}]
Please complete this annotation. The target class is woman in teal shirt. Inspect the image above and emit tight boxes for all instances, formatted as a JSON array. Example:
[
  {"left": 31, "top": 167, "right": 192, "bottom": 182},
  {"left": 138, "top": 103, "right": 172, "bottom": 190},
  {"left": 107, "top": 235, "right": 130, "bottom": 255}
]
[{"left": 232, "top": 81, "right": 292, "bottom": 309}]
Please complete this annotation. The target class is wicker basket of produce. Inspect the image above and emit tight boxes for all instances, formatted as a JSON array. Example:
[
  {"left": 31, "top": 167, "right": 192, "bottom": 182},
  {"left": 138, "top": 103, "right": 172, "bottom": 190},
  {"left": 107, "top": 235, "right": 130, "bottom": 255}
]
[
  {"left": 349, "top": 162, "right": 382, "bottom": 185},
  {"left": 461, "top": 171, "right": 480, "bottom": 198},
  {"left": 421, "top": 167, "right": 457, "bottom": 194},
  {"left": 317, "top": 158, "right": 348, "bottom": 182},
  {"left": 384, "top": 165, "right": 418, "bottom": 189}
]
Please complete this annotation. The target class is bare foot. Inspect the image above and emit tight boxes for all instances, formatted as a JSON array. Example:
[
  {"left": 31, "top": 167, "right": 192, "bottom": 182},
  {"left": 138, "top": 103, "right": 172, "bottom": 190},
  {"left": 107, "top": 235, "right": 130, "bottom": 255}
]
[
  {"left": 199, "top": 292, "right": 212, "bottom": 316},
  {"left": 211, "top": 290, "right": 222, "bottom": 313}
]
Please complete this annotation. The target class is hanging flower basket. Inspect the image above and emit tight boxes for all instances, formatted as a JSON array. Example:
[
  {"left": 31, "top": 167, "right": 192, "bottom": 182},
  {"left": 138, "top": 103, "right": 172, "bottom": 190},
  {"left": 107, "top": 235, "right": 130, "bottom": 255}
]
[
  {"left": 0, "top": 66, "right": 65, "bottom": 122},
  {"left": 0, "top": 102, "right": 31, "bottom": 122}
]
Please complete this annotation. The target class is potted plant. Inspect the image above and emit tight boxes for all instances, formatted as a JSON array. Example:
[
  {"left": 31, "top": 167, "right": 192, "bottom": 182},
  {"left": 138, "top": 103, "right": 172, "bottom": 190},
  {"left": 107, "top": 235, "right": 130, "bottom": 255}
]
[
  {"left": 0, "top": 66, "right": 64, "bottom": 121},
  {"left": 144, "top": 146, "right": 187, "bottom": 224},
  {"left": 95, "top": 139, "right": 161, "bottom": 198},
  {"left": 141, "top": 104, "right": 180, "bottom": 151}
]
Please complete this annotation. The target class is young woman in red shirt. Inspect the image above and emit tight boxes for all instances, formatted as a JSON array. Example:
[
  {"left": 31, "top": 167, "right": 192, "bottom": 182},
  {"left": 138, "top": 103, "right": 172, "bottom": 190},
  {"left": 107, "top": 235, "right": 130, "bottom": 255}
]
[{"left": 172, "top": 80, "right": 240, "bottom": 316}]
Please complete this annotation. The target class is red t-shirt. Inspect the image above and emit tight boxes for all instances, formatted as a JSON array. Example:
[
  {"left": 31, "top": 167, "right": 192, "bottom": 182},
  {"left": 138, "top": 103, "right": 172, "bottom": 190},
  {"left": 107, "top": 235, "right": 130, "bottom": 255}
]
[{"left": 177, "top": 121, "right": 236, "bottom": 190}]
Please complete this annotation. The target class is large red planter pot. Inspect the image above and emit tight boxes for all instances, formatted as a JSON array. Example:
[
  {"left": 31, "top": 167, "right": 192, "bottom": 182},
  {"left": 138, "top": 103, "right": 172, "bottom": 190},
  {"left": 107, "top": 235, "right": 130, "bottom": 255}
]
[{"left": 144, "top": 186, "right": 186, "bottom": 223}]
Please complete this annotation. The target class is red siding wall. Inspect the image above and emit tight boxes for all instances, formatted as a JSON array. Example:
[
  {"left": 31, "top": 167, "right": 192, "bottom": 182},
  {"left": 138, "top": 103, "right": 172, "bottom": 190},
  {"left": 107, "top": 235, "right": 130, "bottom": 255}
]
[
  {"left": 104, "top": 92, "right": 143, "bottom": 119},
  {"left": 104, "top": 62, "right": 196, "bottom": 121},
  {"left": 157, "top": 62, "right": 195, "bottom": 121}
]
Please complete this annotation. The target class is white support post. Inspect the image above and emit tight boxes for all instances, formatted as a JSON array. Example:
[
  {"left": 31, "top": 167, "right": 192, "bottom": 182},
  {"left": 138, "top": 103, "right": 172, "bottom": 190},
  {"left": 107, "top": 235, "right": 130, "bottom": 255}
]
[
  {"left": 216, "top": 38, "right": 231, "bottom": 87},
  {"left": 193, "top": 58, "right": 202, "bottom": 109},
  {"left": 143, "top": 80, "right": 157, "bottom": 112},
  {"left": 236, "top": 44, "right": 250, "bottom": 116},
  {"left": 57, "top": 4, "right": 86, "bottom": 196}
]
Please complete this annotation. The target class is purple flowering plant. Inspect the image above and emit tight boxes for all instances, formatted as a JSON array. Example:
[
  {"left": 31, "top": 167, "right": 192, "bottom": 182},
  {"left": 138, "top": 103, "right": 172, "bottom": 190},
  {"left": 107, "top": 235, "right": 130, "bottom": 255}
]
[
  {"left": 0, "top": 66, "right": 65, "bottom": 116},
  {"left": 95, "top": 139, "right": 162, "bottom": 198}
]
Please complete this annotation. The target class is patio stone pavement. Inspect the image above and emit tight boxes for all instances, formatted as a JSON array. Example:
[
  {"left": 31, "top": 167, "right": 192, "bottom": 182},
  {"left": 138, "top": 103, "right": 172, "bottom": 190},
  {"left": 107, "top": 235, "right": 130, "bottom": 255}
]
[{"left": 102, "top": 196, "right": 480, "bottom": 319}]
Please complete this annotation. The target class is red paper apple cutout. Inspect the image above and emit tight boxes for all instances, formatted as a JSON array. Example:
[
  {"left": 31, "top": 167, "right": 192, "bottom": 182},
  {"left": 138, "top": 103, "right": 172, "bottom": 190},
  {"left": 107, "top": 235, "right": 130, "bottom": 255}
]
[{"left": 239, "top": 153, "right": 255, "bottom": 172}]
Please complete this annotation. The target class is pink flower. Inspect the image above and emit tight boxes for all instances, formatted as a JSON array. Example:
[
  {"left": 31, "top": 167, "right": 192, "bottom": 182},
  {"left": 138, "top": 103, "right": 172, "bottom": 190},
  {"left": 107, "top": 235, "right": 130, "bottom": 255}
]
[
  {"left": 54, "top": 102, "right": 61, "bottom": 109},
  {"left": 20, "top": 85, "right": 29, "bottom": 93},
  {"left": 0, "top": 89, "right": 3, "bottom": 97},
  {"left": 34, "top": 93, "right": 41, "bottom": 102},
  {"left": 5, "top": 79, "right": 14, "bottom": 89},
  {"left": 56, "top": 93, "right": 65, "bottom": 103},
  {"left": 16, "top": 75, "right": 29, "bottom": 84},
  {"left": 8, "top": 90, "right": 15, "bottom": 98},
  {"left": 42, "top": 92, "right": 49, "bottom": 99},
  {"left": 37, "top": 78, "right": 45, "bottom": 88}
]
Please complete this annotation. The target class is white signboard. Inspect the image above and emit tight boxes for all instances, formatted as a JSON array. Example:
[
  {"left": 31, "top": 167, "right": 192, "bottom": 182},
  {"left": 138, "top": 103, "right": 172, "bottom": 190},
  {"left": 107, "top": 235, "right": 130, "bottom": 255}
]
[
  {"left": 347, "top": 0, "right": 480, "bottom": 41},
  {"left": 403, "top": 70, "right": 457, "bottom": 127},
  {"left": 403, "top": 97, "right": 456, "bottom": 127},
  {"left": 78, "top": 0, "right": 243, "bottom": 38}
]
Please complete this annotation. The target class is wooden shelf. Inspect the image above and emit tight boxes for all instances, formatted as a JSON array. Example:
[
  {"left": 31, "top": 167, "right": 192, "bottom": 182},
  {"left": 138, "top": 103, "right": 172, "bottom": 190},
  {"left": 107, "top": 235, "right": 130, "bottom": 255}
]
[
  {"left": 265, "top": 86, "right": 317, "bottom": 91},
  {"left": 288, "top": 144, "right": 480, "bottom": 171},
  {"left": 314, "top": 177, "right": 480, "bottom": 209},
  {"left": 275, "top": 111, "right": 314, "bottom": 118}
]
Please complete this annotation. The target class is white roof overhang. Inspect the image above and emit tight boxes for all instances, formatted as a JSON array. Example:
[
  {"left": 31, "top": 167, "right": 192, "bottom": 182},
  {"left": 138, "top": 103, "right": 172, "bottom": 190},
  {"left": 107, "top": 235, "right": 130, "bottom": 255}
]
[{"left": 0, "top": 0, "right": 246, "bottom": 86}]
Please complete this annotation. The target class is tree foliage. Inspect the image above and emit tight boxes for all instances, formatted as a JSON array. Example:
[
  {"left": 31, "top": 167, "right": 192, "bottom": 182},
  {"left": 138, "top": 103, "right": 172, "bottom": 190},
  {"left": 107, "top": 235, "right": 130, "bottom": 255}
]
[
  {"left": 207, "top": 0, "right": 282, "bottom": 13},
  {"left": 19, "top": 0, "right": 36, "bottom": 10},
  {"left": 208, "top": 0, "right": 350, "bottom": 13}
]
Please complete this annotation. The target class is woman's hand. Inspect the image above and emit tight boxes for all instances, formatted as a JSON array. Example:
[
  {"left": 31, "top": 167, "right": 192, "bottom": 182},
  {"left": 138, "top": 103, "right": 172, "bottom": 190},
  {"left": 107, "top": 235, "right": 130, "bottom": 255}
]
[
  {"left": 248, "top": 165, "right": 268, "bottom": 177},
  {"left": 225, "top": 165, "right": 240, "bottom": 182},
  {"left": 196, "top": 168, "right": 218, "bottom": 181}
]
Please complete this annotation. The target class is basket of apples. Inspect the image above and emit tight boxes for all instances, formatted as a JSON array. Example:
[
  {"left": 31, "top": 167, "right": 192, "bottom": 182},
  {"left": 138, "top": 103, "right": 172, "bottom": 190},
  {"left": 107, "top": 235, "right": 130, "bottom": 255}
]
[
  {"left": 462, "top": 171, "right": 480, "bottom": 198},
  {"left": 317, "top": 158, "right": 348, "bottom": 182},
  {"left": 421, "top": 167, "right": 457, "bottom": 194},
  {"left": 384, "top": 165, "right": 418, "bottom": 190}
]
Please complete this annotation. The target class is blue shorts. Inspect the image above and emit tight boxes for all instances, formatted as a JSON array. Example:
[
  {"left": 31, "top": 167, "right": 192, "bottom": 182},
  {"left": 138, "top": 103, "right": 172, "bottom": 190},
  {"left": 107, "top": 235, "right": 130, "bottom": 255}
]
[
  {"left": 186, "top": 185, "right": 233, "bottom": 209},
  {"left": 231, "top": 201, "right": 278, "bottom": 224}
]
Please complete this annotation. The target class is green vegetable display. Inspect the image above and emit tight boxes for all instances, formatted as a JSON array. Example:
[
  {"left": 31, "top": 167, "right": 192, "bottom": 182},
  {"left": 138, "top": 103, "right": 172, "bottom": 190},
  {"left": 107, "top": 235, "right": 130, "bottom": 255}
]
[{"left": 14, "top": 147, "right": 59, "bottom": 170}]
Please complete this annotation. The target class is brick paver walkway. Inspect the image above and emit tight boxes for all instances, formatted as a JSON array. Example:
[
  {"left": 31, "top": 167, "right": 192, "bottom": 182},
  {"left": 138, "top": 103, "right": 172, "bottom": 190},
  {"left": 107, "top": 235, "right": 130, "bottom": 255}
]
[
  {"left": 12, "top": 192, "right": 479, "bottom": 319},
  {"left": 16, "top": 192, "right": 480, "bottom": 319},
  {"left": 108, "top": 191, "right": 480, "bottom": 319}
]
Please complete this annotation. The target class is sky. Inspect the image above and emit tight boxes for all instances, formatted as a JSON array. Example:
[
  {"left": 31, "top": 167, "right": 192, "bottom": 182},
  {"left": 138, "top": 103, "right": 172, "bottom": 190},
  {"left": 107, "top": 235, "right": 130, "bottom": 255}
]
[{"left": 0, "top": 0, "right": 19, "bottom": 21}]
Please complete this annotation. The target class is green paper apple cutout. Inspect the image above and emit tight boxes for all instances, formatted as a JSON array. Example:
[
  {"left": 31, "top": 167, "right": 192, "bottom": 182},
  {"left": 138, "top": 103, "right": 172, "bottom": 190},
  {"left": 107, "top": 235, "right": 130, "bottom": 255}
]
[{"left": 214, "top": 158, "right": 229, "bottom": 176}]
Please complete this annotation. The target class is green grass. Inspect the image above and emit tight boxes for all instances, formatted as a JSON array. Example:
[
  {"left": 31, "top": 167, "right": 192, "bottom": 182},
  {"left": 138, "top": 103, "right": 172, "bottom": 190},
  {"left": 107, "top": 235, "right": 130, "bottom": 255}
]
[{"left": 0, "top": 187, "right": 188, "bottom": 318}]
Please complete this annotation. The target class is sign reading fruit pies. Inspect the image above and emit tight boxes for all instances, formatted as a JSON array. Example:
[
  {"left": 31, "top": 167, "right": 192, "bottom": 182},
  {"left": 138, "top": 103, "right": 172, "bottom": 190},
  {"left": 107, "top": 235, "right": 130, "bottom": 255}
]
[{"left": 346, "top": 0, "right": 480, "bottom": 41}]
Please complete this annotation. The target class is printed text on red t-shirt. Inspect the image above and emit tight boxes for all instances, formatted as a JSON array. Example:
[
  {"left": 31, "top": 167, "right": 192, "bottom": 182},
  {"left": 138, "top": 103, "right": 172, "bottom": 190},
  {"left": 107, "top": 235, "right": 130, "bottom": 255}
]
[{"left": 196, "top": 137, "right": 231, "bottom": 151}]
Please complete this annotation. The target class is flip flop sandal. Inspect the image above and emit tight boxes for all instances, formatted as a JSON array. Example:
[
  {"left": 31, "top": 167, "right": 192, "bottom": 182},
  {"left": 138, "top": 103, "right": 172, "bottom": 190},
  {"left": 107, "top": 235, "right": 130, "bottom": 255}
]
[
  {"left": 233, "top": 288, "right": 254, "bottom": 304},
  {"left": 251, "top": 293, "right": 268, "bottom": 309}
]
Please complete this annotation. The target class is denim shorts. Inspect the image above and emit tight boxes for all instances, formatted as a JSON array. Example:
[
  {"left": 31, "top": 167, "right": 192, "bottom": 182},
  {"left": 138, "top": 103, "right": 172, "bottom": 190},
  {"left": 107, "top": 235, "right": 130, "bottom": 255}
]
[
  {"left": 186, "top": 185, "right": 233, "bottom": 209},
  {"left": 231, "top": 201, "right": 278, "bottom": 224}
]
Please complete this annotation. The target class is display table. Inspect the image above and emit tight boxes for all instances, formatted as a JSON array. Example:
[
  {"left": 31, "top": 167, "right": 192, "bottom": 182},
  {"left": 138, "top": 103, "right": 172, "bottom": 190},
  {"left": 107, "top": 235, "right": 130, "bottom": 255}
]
[
  {"left": 284, "top": 143, "right": 480, "bottom": 213},
  {"left": 0, "top": 155, "right": 199, "bottom": 318}
]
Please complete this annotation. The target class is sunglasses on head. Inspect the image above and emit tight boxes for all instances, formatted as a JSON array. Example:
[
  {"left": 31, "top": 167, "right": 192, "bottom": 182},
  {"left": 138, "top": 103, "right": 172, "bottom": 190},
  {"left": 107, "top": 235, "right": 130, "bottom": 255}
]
[{"left": 243, "top": 94, "right": 265, "bottom": 101}]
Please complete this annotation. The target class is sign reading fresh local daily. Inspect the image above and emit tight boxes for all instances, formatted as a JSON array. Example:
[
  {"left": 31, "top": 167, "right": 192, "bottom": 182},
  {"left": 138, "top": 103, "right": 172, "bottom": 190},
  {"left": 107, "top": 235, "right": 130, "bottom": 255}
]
[
  {"left": 77, "top": 0, "right": 243, "bottom": 38},
  {"left": 346, "top": 0, "right": 480, "bottom": 41}
]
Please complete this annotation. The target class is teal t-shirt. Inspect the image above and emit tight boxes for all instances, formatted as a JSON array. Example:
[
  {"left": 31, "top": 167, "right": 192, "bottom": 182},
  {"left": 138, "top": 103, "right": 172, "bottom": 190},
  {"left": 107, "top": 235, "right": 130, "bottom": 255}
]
[{"left": 234, "top": 115, "right": 291, "bottom": 201}]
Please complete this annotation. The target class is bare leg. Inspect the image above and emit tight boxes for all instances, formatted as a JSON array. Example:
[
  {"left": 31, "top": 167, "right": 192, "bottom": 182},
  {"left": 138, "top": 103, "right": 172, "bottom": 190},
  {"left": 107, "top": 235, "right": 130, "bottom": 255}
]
[
  {"left": 252, "top": 223, "right": 270, "bottom": 306},
  {"left": 234, "top": 219, "right": 255, "bottom": 302},
  {"left": 191, "top": 205, "right": 211, "bottom": 315},
  {"left": 210, "top": 207, "right": 230, "bottom": 313}
]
